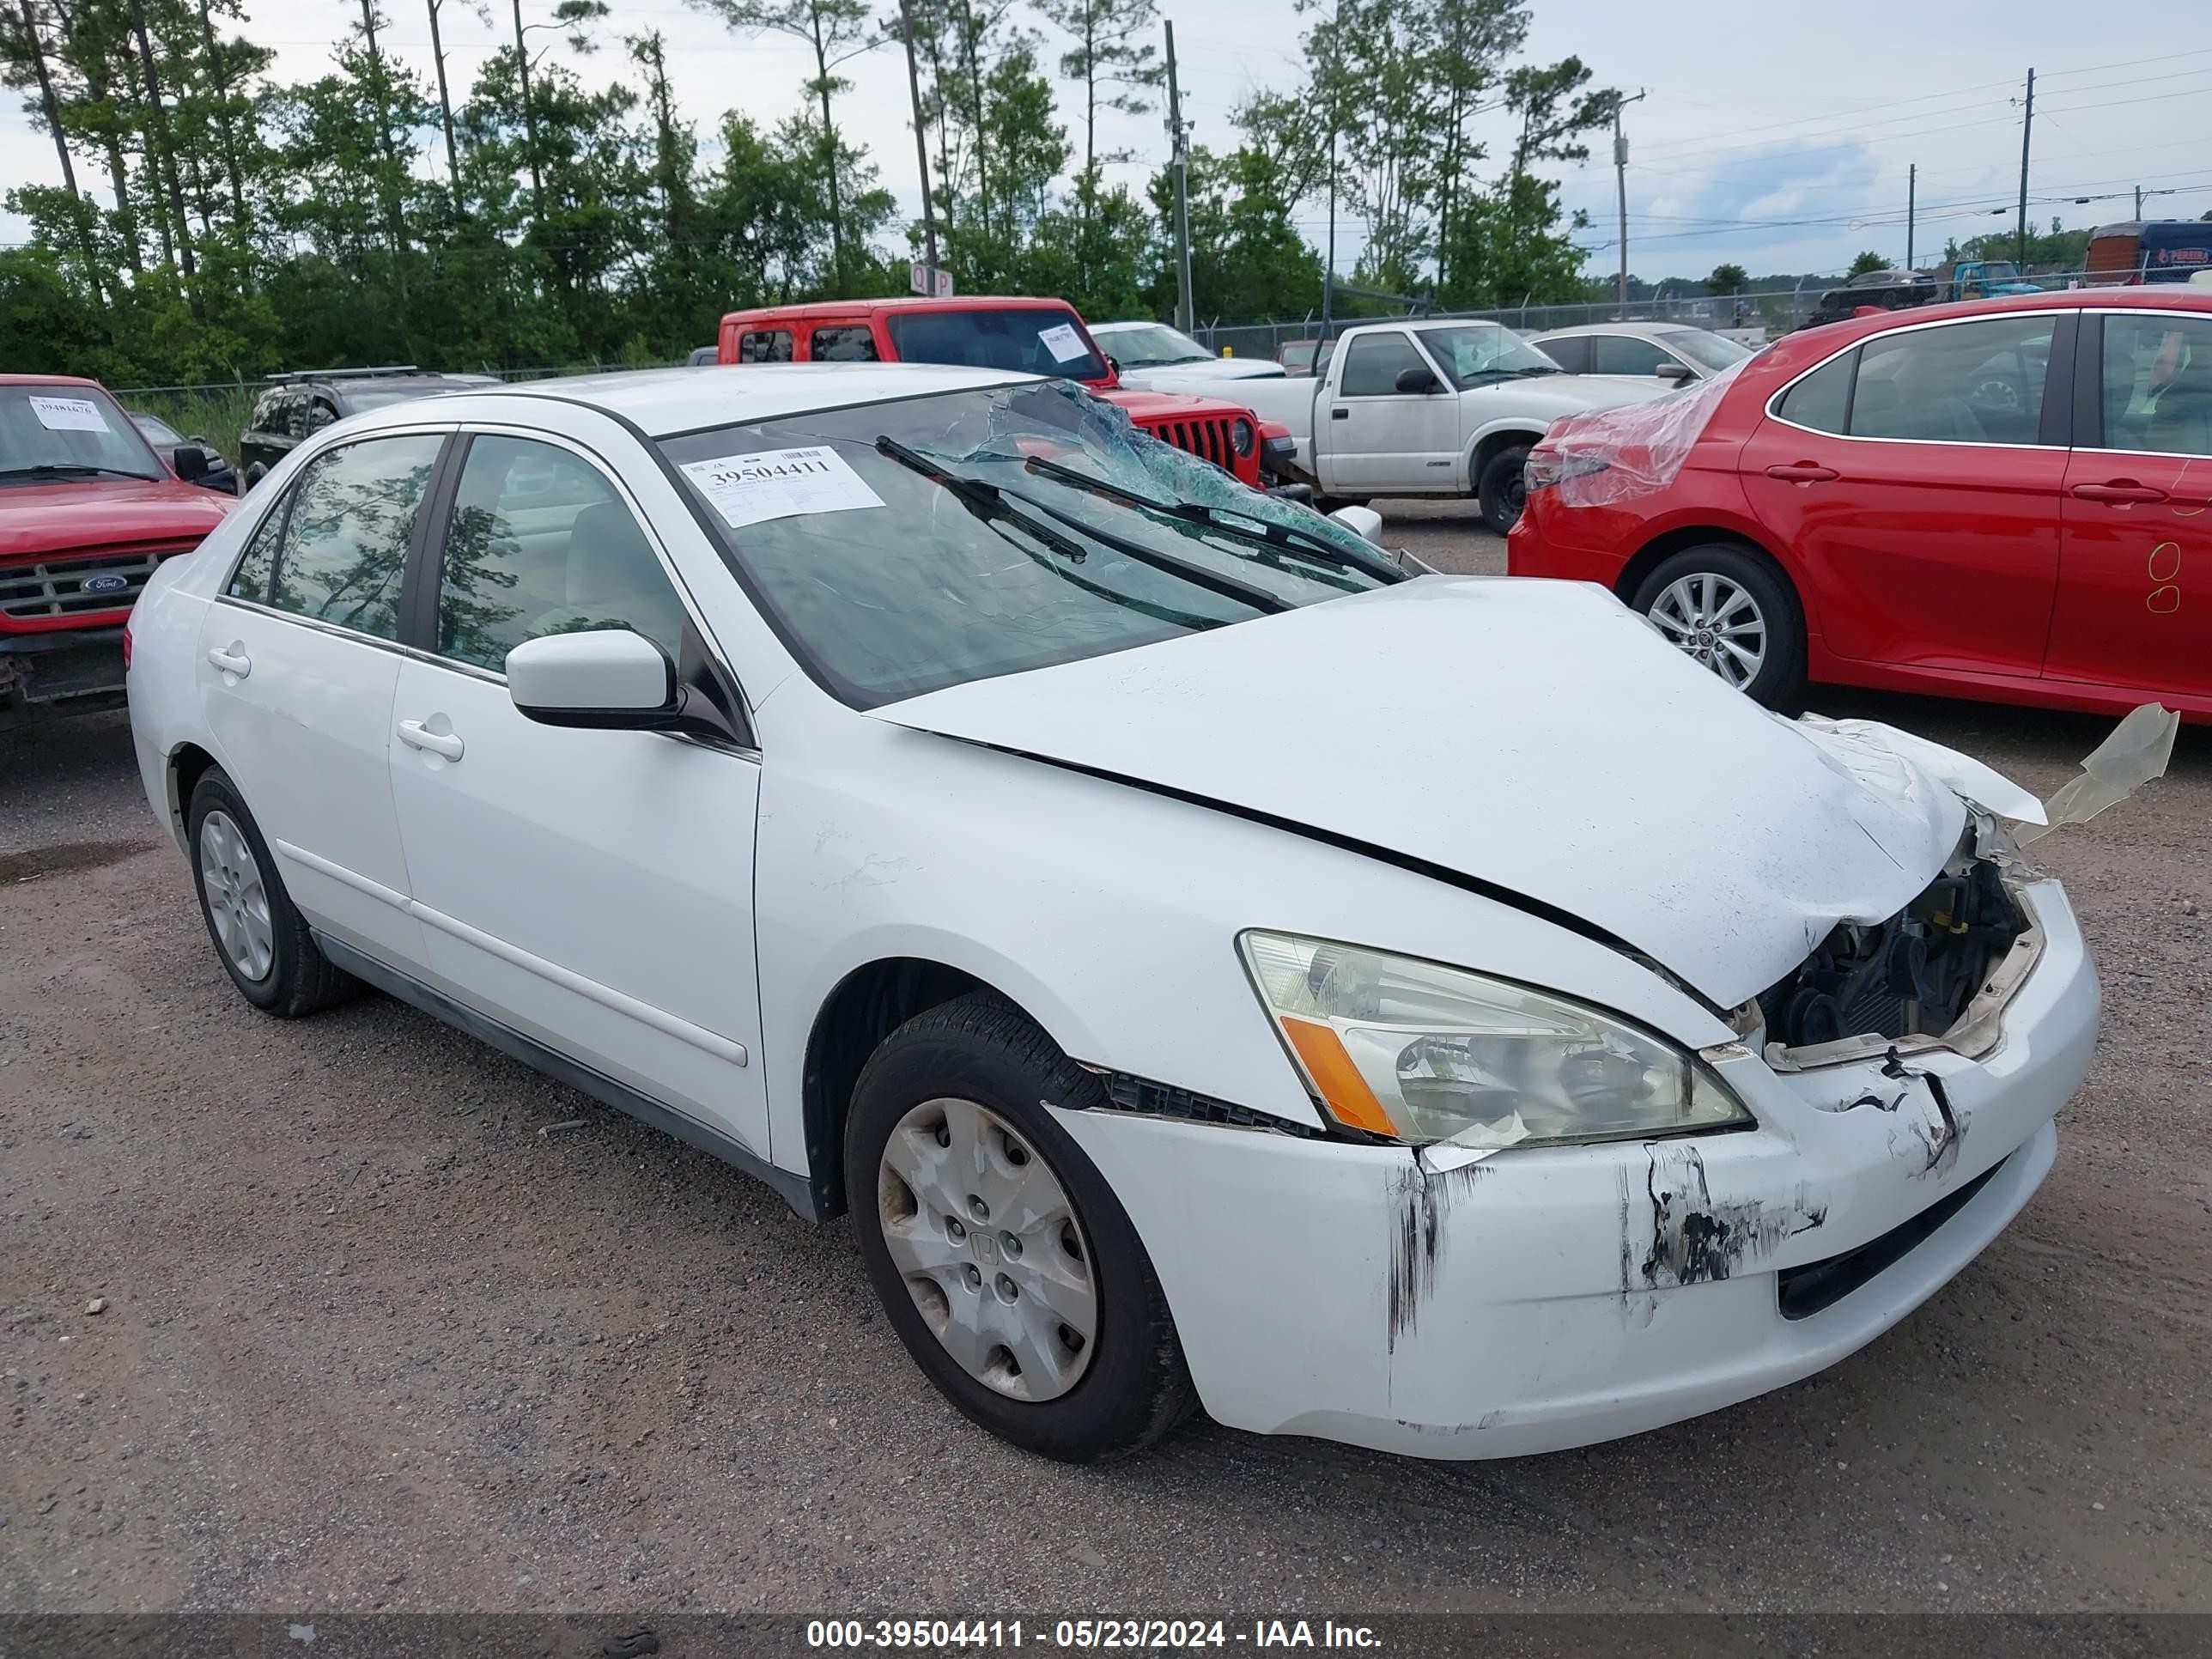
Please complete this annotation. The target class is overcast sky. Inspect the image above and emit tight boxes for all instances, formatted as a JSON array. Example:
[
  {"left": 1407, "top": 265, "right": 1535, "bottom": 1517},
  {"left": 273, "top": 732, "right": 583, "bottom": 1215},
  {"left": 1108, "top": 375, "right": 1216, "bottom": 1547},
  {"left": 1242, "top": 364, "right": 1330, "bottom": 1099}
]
[{"left": 6, "top": 0, "right": 2209, "bottom": 306}]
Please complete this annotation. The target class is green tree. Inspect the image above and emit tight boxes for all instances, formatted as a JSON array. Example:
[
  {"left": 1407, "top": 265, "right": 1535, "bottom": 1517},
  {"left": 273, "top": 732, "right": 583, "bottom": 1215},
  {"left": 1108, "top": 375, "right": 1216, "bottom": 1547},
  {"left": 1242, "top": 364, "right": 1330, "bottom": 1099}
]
[
  {"left": 1707, "top": 262, "right": 1747, "bottom": 295},
  {"left": 1846, "top": 249, "right": 1887, "bottom": 276},
  {"left": 688, "top": 0, "right": 878, "bottom": 290}
]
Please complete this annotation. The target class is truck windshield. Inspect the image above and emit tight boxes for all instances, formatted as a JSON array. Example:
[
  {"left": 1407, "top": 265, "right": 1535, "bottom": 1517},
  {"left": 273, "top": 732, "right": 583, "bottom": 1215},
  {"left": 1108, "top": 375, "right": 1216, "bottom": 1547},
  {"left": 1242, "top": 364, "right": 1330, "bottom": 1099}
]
[
  {"left": 884, "top": 307, "right": 1110, "bottom": 382},
  {"left": 1096, "top": 324, "right": 1215, "bottom": 368},
  {"left": 658, "top": 380, "right": 1395, "bottom": 708},
  {"left": 0, "top": 385, "right": 163, "bottom": 483},
  {"left": 1419, "top": 325, "right": 1565, "bottom": 387}
]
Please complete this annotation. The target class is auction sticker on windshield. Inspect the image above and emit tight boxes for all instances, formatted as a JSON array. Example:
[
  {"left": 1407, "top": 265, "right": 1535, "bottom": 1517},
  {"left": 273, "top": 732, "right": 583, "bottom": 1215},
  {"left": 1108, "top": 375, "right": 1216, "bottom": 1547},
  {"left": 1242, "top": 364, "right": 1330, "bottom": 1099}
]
[
  {"left": 680, "top": 446, "right": 885, "bottom": 530},
  {"left": 29, "top": 395, "right": 109, "bottom": 433},
  {"left": 1037, "top": 323, "right": 1089, "bottom": 363}
]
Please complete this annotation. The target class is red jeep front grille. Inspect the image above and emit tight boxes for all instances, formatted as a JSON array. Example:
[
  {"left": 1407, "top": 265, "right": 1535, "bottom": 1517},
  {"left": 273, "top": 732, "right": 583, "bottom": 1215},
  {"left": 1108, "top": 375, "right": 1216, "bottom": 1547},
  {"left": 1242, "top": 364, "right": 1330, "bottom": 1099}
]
[
  {"left": 1139, "top": 415, "right": 1237, "bottom": 472},
  {"left": 0, "top": 544, "right": 194, "bottom": 629}
]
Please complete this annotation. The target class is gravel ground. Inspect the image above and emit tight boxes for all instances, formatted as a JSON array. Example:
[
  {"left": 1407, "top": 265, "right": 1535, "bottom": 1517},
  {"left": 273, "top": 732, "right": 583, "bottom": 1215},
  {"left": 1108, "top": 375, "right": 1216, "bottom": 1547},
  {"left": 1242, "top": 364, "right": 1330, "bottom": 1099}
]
[{"left": 3, "top": 511, "right": 2209, "bottom": 1617}]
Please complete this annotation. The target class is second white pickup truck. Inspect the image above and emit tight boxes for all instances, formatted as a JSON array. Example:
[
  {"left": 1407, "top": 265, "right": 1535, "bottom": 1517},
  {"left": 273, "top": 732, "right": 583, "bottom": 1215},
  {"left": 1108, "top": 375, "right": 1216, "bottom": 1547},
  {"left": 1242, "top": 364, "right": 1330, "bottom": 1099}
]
[{"left": 1136, "top": 317, "right": 1672, "bottom": 532}]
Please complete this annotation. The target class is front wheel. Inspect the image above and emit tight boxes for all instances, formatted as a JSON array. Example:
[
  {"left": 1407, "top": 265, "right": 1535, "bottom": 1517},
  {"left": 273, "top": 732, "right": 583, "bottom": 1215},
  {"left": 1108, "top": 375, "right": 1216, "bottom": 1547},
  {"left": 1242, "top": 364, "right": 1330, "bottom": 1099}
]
[
  {"left": 847, "top": 992, "right": 1196, "bottom": 1462},
  {"left": 1476, "top": 444, "right": 1532, "bottom": 535},
  {"left": 1630, "top": 544, "right": 1805, "bottom": 708}
]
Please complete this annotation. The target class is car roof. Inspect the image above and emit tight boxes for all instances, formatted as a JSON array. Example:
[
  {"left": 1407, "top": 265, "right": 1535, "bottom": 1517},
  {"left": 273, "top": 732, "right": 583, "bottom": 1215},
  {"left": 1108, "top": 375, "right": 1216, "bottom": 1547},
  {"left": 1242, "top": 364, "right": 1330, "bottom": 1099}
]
[
  {"left": 348, "top": 362, "right": 1037, "bottom": 440},
  {"left": 1532, "top": 322, "right": 1699, "bottom": 341},
  {"left": 724, "top": 296, "right": 1081, "bottom": 324},
  {"left": 1088, "top": 319, "right": 1173, "bottom": 333},
  {"left": 0, "top": 373, "right": 105, "bottom": 390}
]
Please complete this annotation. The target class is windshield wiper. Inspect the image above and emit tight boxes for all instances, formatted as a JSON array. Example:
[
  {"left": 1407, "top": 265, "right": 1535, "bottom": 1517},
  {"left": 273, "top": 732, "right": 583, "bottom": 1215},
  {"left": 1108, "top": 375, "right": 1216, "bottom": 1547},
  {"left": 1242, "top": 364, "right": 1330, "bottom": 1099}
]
[
  {"left": 875, "top": 436, "right": 1290, "bottom": 617},
  {"left": 0, "top": 463, "right": 153, "bottom": 482},
  {"left": 1023, "top": 455, "right": 1405, "bottom": 585},
  {"left": 874, "top": 436, "right": 1097, "bottom": 567}
]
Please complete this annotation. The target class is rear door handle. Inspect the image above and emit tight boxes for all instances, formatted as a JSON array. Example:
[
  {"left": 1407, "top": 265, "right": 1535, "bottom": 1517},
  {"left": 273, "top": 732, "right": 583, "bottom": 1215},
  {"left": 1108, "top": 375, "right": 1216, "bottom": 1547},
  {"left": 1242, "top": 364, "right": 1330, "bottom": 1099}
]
[
  {"left": 397, "top": 719, "right": 465, "bottom": 762},
  {"left": 205, "top": 644, "right": 251, "bottom": 679},
  {"left": 1765, "top": 463, "right": 1839, "bottom": 483},
  {"left": 2071, "top": 480, "right": 2167, "bottom": 505},
  {"left": 1331, "top": 407, "right": 1350, "bottom": 420}
]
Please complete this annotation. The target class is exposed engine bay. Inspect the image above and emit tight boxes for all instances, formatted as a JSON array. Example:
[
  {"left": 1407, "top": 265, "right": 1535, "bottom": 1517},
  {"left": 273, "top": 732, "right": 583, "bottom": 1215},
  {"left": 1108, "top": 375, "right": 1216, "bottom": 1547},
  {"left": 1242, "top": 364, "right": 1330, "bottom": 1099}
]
[{"left": 1759, "top": 858, "right": 2030, "bottom": 1050}]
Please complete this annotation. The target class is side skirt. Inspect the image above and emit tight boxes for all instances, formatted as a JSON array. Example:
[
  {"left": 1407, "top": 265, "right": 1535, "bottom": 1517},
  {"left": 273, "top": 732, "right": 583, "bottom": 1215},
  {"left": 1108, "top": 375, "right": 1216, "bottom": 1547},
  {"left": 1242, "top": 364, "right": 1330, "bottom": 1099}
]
[{"left": 313, "top": 931, "right": 818, "bottom": 1222}]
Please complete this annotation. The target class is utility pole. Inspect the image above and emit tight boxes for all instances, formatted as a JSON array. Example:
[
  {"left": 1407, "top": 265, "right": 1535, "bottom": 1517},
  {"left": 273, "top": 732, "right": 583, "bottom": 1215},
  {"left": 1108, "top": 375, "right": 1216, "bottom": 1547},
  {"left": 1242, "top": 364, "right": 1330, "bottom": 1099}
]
[
  {"left": 896, "top": 0, "right": 938, "bottom": 287},
  {"left": 1613, "top": 89, "right": 1645, "bottom": 312},
  {"left": 1164, "top": 21, "right": 1193, "bottom": 333},
  {"left": 1321, "top": 47, "right": 1337, "bottom": 343},
  {"left": 2135, "top": 184, "right": 2144, "bottom": 219},
  {"left": 1905, "top": 163, "right": 1916, "bottom": 270},
  {"left": 2015, "top": 67, "right": 2034, "bottom": 270}
]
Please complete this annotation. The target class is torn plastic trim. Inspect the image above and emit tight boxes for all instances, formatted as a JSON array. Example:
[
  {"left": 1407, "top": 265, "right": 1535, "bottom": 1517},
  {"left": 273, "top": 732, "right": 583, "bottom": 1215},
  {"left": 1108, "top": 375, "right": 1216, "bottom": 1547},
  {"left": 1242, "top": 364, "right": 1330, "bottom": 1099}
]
[{"left": 1077, "top": 1064, "right": 1327, "bottom": 1139}]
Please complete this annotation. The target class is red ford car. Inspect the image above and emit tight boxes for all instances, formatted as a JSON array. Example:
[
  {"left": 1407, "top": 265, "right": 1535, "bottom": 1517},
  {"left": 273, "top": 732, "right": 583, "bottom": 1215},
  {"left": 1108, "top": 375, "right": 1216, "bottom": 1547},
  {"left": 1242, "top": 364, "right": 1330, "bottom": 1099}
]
[
  {"left": 3, "top": 374, "right": 234, "bottom": 724},
  {"left": 1508, "top": 288, "right": 2211, "bottom": 722}
]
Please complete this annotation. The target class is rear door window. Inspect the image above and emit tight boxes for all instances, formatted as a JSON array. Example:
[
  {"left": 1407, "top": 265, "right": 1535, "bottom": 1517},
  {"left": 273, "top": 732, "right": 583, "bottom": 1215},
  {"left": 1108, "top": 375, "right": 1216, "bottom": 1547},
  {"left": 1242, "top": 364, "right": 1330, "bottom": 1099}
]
[
  {"left": 738, "top": 329, "right": 794, "bottom": 364},
  {"left": 811, "top": 325, "right": 879, "bottom": 362},
  {"left": 1540, "top": 336, "right": 1592, "bottom": 374},
  {"left": 266, "top": 434, "right": 446, "bottom": 641},
  {"left": 432, "top": 434, "right": 689, "bottom": 672},
  {"left": 1848, "top": 315, "right": 2056, "bottom": 445}
]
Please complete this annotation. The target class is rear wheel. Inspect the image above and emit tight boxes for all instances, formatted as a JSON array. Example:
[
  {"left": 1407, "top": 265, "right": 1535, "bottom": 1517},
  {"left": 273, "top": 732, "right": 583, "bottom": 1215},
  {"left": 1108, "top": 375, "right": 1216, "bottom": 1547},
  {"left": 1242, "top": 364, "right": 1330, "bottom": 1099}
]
[
  {"left": 847, "top": 992, "right": 1196, "bottom": 1462},
  {"left": 187, "top": 769, "right": 359, "bottom": 1016},
  {"left": 1630, "top": 544, "right": 1805, "bottom": 708},
  {"left": 1476, "top": 444, "right": 1532, "bottom": 534}
]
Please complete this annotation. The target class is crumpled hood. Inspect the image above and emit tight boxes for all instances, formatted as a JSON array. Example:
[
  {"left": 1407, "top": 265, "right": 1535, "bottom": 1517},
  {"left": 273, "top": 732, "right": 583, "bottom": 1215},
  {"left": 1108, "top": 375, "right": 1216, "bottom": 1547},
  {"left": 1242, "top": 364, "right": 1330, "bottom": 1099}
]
[{"left": 872, "top": 577, "right": 1972, "bottom": 1009}]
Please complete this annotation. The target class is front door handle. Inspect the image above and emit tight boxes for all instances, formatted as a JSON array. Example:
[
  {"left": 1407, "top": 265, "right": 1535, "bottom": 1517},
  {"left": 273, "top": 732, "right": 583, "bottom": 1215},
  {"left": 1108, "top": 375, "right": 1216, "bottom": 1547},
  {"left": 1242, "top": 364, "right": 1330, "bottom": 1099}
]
[
  {"left": 397, "top": 719, "right": 465, "bottom": 762},
  {"left": 1765, "top": 462, "right": 1839, "bottom": 483},
  {"left": 205, "top": 643, "right": 251, "bottom": 679},
  {"left": 1331, "top": 407, "right": 1350, "bottom": 421},
  {"left": 2071, "top": 480, "right": 2167, "bottom": 505}
]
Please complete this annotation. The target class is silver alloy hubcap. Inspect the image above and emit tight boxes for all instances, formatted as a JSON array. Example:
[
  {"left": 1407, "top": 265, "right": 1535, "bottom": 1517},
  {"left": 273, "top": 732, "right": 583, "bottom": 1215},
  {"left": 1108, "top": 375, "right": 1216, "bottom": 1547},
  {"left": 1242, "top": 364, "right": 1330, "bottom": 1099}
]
[
  {"left": 198, "top": 810, "right": 275, "bottom": 982},
  {"left": 878, "top": 1097, "right": 1098, "bottom": 1402},
  {"left": 1648, "top": 572, "right": 1767, "bottom": 690}
]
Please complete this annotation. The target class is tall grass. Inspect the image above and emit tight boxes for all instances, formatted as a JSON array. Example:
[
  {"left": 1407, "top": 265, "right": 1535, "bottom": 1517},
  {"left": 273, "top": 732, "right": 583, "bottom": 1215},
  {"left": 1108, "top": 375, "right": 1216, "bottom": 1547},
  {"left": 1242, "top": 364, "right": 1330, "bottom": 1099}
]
[{"left": 127, "top": 386, "right": 261, "bottom": 465}]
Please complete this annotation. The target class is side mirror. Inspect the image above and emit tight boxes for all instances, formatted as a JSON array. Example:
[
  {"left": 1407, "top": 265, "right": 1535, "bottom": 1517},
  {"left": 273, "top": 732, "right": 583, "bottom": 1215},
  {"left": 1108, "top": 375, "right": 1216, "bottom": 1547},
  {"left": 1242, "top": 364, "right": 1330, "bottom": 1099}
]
[
  {"left": 1103, "top": 356, "right": 1121, "bottom": 378},
  {"left": 1655, "top": 362, "right": 1695, "bottom": 385},
  {"left": 1395, "top": 365, "right": 1441, "bottom": 394},
  {"left": 173, "top": 444, "right": 209, "bottom": 482},
  {"left": 507, "top": 629, "right": 676, "bottom": 729},
  {"left": 1328, "top": 504, "right": 1384, "bottom": 544}
]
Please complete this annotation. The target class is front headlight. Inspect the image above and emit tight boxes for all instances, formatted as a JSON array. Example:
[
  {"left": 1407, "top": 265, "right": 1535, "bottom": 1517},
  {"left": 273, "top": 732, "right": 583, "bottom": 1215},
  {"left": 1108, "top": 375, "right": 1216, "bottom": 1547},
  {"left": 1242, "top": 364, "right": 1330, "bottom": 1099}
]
[
  {"left": 1231, "top": 418, "right": 1255, "bottom": 457},
  {"left": 1239, "top": 931, "right": 1753, "bottom": 1149}
]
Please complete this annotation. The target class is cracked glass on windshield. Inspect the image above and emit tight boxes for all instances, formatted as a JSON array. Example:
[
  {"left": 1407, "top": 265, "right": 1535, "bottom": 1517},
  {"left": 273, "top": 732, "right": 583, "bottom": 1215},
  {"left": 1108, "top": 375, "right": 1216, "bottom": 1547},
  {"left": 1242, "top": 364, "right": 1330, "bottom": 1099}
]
[{"left": 659, "top": 380, "right": 1398, "bottom": 708}]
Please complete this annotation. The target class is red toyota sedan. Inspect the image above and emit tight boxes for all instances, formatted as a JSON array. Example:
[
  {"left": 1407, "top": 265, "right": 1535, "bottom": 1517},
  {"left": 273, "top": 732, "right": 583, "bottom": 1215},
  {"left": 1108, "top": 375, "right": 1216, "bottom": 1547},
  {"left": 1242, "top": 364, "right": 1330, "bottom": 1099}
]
[{"left": 1507, "top": 288, "right": 2211, "bottom": 721}]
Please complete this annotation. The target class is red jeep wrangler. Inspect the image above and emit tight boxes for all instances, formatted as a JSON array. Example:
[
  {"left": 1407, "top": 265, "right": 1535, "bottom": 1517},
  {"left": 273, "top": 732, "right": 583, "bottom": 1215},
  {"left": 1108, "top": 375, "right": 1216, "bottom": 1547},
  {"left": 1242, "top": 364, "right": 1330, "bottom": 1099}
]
[
  {"left": 2, "top": 375, "right": 233, "bottom": 723},
  {"left": 715, "top": 296, "right": 1287, "bottom": 487}
]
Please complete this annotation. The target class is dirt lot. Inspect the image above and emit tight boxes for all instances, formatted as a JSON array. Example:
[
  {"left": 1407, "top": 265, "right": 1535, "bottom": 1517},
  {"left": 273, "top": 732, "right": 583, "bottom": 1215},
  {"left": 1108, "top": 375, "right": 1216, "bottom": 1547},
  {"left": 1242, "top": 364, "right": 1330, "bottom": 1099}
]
[{"left": 3, "top": 508, "right": 2209, "bottom": 1617}]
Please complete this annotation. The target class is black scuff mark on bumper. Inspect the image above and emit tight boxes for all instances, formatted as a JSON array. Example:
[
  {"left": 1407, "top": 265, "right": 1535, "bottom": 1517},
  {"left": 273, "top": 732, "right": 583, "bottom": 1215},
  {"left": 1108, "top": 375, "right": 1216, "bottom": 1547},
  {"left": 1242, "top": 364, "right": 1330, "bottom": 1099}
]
[
  {"left": 1881, "top": 1045, "right": 1966, "bottom": 1178},
  {"left": 1386, "top": 1148, "right": 1494, "bottom": 1354},
  {"left": 1638, "top": 1142, "right": 1828, "bottom": 1288}
]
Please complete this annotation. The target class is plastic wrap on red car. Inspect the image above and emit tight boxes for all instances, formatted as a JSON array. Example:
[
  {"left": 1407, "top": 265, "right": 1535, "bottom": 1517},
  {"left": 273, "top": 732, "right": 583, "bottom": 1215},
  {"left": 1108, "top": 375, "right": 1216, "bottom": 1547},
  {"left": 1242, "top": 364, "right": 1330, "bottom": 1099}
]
[{"left": 1547, "top": 358, "right": 1749, "bottom": 508}]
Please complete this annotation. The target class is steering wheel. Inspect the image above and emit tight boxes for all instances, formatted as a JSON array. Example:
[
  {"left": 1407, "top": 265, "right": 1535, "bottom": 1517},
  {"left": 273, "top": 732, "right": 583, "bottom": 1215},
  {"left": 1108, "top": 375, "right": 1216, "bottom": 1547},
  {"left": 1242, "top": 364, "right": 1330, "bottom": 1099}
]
[{"left": 1976, "top": 379, "right": 2021, "bottom": 411}]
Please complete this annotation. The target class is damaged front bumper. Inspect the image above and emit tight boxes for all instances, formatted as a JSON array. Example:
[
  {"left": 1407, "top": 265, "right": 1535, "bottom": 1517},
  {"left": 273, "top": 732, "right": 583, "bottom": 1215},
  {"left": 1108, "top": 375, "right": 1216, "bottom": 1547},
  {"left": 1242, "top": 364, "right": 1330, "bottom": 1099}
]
[{"left": 1051, "top": 878, "right": 2096, "bottom": 1461}]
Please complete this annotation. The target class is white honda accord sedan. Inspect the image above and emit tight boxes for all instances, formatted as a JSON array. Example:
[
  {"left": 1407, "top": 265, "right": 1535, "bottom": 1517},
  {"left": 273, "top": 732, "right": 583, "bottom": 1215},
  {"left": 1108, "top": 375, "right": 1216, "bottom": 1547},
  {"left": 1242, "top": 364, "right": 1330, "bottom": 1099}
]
[{"left": 125, "top": 363, "right": 2100, "bottom": 1462}]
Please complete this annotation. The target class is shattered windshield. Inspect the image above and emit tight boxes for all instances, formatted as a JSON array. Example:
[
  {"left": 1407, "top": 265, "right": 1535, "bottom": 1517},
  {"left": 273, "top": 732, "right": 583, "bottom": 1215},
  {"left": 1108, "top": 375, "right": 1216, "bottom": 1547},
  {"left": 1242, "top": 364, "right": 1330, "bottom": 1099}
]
[{"left": 659, "top": 379, "right": 1400, "bottom": 708}]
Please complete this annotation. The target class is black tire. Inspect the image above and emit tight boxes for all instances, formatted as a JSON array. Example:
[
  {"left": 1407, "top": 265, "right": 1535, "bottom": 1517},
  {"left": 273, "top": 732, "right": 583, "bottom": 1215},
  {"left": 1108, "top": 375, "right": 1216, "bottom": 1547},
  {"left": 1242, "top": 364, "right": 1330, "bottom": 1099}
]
[
  {"left": 846, "top": 991, "right": 1197, "bottom": 1462},
  {"left": 1476, "top": 443, "right": 1532, "bottom": 534},
  {"left": 186, "top": 769, "right": 359, "bottom": 1017},
  {"left": 1629, "top": 542, "right": 1807, "bottom": 709}
]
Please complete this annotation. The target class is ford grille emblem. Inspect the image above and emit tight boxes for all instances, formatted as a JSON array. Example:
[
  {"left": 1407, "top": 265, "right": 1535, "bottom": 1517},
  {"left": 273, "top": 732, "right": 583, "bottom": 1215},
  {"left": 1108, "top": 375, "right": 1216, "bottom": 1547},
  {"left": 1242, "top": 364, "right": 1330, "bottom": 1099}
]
[{"left": 81, "top": 574, "right": 131, "bottom": 595}]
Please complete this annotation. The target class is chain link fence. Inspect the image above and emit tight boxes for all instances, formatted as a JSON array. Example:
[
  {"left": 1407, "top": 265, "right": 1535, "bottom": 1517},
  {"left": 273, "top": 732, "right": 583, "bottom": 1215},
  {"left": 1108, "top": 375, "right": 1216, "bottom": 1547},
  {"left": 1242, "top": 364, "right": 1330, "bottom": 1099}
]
[{"left": 1193, "top": 268, "right": 2106, "bottom": 363}]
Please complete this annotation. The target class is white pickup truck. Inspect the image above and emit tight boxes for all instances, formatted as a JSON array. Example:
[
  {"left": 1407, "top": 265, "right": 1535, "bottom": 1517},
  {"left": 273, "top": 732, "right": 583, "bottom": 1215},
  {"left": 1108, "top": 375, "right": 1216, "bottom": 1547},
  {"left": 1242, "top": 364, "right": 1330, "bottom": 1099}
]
[{"left": 1135, "top": 317, "right": 1672, "bottom": 532}]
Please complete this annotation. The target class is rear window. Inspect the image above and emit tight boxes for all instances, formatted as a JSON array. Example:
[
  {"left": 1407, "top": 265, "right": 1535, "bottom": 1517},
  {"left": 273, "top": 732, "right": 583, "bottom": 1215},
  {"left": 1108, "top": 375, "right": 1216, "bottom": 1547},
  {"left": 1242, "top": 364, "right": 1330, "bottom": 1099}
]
[
  {"left": 811, "top": 325, "right": 879, "bottom": 362},
  {"left": 1772, "top": 351, "right": 1855, "bottom": 435},
  {"left": 884, "top": 307, "right": 1109, "bottom": 381}
]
